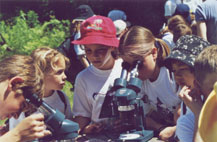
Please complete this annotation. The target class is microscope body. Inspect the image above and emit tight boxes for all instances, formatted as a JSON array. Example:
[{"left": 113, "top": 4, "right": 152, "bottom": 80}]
[
  {"left": 116, "top": 90, "right": 141, "bottom": 127},
  {"left": 25, "top": 94, "right": 79, "bottom": 141},
  {"left": 100, "top": 61, "right": 153, "bottom": 141}
]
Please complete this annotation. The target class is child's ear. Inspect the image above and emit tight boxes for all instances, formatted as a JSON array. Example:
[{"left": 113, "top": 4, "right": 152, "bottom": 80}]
[
  {"left": 3, "top": 77, "right": 24, "bottom": 100},
  {"left": 152, "top": 47, "right": 158, "bottom": 60},
  {"left": 9, "top": 76, "right": 24, "bottom": 89}
]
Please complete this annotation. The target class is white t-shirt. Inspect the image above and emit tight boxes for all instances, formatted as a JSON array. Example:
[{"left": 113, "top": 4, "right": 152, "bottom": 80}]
[
  {"left": 139, "top": 67, "right": 181, "bottom": 114},
  {"left": 72, "top": 59, "right": 122, "bottom": 123},
  {"left": 9, "top": 90, "right": 73, "bottom": 130}
]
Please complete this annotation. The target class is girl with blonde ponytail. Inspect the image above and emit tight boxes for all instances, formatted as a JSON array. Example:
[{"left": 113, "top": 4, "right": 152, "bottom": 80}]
[{"left": 119, "top": 26, "right": 181, "bottom": 141}]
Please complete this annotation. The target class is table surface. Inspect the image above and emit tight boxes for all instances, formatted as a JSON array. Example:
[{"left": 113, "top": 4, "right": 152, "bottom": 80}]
[{"left": 75, "top": 133, "right": 164, "bottom": 142}]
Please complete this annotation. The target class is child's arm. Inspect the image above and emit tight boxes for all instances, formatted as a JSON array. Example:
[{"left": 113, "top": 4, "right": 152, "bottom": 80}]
[
  {"left": 74, "top": 116, "right": 103, "bottom": 134},
  {"left": 145, "top": 116, "right": 176, "bottom": 141},
  {"left": 178, "top": 86, "right": 204, "bottom": 142}
]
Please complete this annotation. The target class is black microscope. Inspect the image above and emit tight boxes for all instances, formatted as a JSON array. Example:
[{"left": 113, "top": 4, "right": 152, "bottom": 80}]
[
  {"left": 25, "top": 93, "right": 79, "bottom": 141},
  {"left": 100, "top": 61, "right": 153, "bottom": 142}
]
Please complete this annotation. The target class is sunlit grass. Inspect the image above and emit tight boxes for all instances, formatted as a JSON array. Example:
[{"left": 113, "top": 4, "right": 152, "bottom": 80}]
[{"left": 62, "top": 81, "right": 74, "bottom": 109}]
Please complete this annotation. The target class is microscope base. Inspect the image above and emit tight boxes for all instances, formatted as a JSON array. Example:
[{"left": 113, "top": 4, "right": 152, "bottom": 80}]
[{"left": 118, "top": 130, "right": 154, "bottom": 142}]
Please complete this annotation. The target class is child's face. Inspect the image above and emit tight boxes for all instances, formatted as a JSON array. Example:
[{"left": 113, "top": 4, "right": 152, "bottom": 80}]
[
  {"left": 85, "top": 44, "right": 115, "bottom": 70},
  {"left": 0, "top": 80, "right": 26, "bottom": 120},
  {"left": 171, "top": 61, "right": 195, "bottom": 88},
  {"left": 121, "top": 48, "right": 157, "bottom": 81},
  {"left": 44, "top": 57, "right": 67, "bottom": 92}
]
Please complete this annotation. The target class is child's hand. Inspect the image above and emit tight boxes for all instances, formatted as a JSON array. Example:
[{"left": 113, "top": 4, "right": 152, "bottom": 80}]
[
  {"left": 179, "top": 86, "right": 203, "bottom": 116},
  {"left": 12, "top": 113, "right": 51, "bottom": 141},
  {"left": 83, "top": 122, "right": 104, "bottom": 134},
  {"left": 159, "top": 126, "right": 176, "bottom": 141}
]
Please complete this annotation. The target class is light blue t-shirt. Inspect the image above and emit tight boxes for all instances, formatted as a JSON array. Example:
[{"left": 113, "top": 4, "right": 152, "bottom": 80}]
[
  {"left": 176, "top": 109, "right": 195, "bottom": 142},
  {"left": 195, "top": 0, "right": 217, "bottom": 44}
]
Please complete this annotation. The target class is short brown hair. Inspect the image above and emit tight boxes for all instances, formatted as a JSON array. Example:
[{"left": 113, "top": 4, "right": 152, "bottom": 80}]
[
  {"left": 194, "top": 45, "right": 217, "bottom": 84},
  {"left": 0, "top": 55, "right": 44, "bottom": 99}
]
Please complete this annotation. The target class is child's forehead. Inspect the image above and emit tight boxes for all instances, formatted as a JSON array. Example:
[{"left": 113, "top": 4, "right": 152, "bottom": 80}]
[{"left": 47, "top": 57, "right": 66, "bottom": 72}]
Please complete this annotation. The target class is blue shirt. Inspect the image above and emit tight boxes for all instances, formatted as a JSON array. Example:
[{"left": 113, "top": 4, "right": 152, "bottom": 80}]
[{"left": 195, "top": 0, "right": 217, "bottom": 44}]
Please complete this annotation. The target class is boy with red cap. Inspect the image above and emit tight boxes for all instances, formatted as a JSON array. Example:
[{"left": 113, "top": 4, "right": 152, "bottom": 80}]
[{"left": 72, "top": 15, "right": 122, "bottom": 134}]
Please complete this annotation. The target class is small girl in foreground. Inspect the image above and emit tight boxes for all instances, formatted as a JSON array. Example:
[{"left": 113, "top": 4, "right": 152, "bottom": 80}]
[{"left": 9, "top": 47, "right": 73, "bottom": 130}]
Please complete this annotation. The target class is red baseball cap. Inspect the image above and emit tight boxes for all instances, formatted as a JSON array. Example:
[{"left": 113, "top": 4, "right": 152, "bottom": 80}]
[{"left": 72, "top": 15, "right": 119, "bottom": 47}]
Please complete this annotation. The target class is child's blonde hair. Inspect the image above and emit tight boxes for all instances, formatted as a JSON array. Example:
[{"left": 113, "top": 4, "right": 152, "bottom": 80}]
[
  {"left": 0, "top": 55, "right": 44, "bottom": 99},
  {"left": 119, "top": 26, "right": 170, "bottom": 67},
  {"left": 31, "top": 47, "right": 70, "bottom": 74},
  {"left": 195, "top": 45, "right": 217, "bottom": 84}
]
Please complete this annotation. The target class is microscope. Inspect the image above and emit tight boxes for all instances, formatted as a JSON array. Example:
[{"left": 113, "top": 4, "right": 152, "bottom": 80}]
[
  {"left": 100, "top": 61, "right": 153, "bottom": 142},
  {"left": 25, "top": 93, "right": 79, "bottom": 141}
]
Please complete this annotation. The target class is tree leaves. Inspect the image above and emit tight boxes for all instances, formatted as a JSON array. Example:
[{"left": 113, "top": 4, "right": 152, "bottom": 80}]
[{"left": 0, "top": 10, "right": 70, "bottom": 59}]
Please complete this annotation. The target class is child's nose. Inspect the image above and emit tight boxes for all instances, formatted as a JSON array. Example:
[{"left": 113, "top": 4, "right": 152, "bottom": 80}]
[
  {"left": 62, "top": 72, "right": 67, "bottom": 80},
  {"left": 93, "top": 51, "right": 100, "bottom": 57}
]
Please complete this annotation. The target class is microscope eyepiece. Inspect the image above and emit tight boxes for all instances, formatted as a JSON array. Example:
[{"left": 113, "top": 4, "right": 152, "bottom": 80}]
[
  {"left": 25, "top": 93, "right": 42, "bottom": 108},
  {"left": 122, "top": 61, "right": 131, "bottom": 71},
  {"left": 132, "top": 60, "right": 142, "bottom": 69}
]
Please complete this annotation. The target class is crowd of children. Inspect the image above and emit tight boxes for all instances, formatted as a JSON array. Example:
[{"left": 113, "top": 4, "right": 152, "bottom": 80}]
[{"left": 1, "top": 1, "right": 217, "bottom": 142}]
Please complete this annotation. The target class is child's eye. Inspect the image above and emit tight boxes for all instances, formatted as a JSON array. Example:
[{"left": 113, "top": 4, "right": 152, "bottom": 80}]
[
  {"left": 179, "top": 68, "right": 191, "bottom": 73},
  {"left": 56, "top": 70, "right": 64, "bottom": 75},
  {"left": 96, "top": 48, "right": 108, "bottom": 54}
]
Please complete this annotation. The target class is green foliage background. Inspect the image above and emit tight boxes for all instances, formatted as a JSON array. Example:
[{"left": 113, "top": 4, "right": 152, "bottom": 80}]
[
  {"left": 0, "top": 10, "right": 74, "bottom": 125},
  {"left": 0, "top": 10, "right": 70, "bottom": 59}
]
